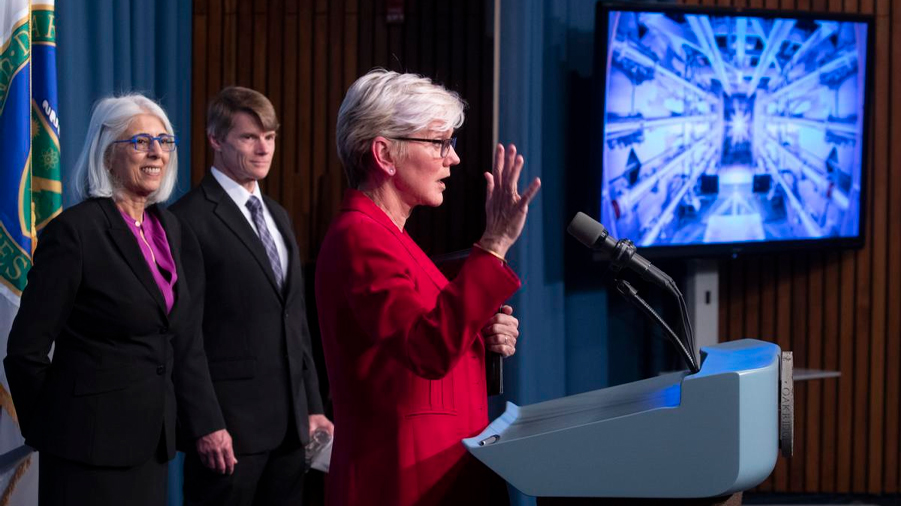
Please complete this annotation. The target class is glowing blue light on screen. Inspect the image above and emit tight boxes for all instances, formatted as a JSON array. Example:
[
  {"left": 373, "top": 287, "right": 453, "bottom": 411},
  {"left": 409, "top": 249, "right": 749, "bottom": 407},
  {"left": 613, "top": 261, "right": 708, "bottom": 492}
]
[
  {"left": 727, "top": 108, "right": 751, "bottom": 147},
  {"left": 599, "top": 11, "right": 868, "bottom": 249}
]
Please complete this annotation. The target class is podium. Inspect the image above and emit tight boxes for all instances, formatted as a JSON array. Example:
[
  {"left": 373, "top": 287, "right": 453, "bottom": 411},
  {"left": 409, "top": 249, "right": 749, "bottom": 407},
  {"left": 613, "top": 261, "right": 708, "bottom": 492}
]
[{"left": 463, "top": 339, "right": 790, "bottom": 500}]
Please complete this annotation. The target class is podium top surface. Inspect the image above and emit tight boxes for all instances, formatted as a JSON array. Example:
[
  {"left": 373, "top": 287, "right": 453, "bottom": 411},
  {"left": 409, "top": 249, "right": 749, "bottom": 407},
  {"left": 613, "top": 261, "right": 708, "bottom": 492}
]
[
  {"left": 693, "top": 339, "right": 780, "bottom": 377},
  {"left": 463, "top": 339, "right": 783, "bottom": 498},
  {"left": 484, "top": 339, "right": 779, "bottom": 442}
]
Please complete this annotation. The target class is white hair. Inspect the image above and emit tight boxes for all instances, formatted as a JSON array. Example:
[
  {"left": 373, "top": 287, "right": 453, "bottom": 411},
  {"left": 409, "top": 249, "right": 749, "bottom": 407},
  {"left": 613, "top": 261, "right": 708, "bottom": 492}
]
[
  {"left": 336, "top": 68, "right": 466, "bottom": 188},
  {"left": 71, "top": 94, "right": 178, "bottom": 204}
]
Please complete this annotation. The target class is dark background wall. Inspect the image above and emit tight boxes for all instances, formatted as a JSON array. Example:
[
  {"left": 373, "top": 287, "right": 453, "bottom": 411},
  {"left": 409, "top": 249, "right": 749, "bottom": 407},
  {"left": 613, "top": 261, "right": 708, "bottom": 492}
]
[
  {"left": 687, "top": 0, "right": 901, "bottom": 496},
  {"left": 534, "top": 0, "right": 901, "bottom": 495},
  {"left": 190, "top": 0, "right": 901, "bottom": 497},
  {"left": 190, "top": 0, "right": 494, "bottom": 262},
  {"left": 190, "top": 3, "right": 497, "bottom": 503}
]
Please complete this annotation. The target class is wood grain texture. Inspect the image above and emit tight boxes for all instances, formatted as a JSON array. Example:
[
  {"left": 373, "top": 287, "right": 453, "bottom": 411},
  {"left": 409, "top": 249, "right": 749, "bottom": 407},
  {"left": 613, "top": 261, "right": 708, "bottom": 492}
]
[
  {"left": 886, "top": 0, "right": 901, "bottom": 494},
  {"left": 677, "top": 0, "right": 898, "bottom": 494},
  {"left": 192, "top": 0, "right": 495, "bottom": 262},
  {"left": 190, "top": 0, "right": 901, "bottom": 494}
]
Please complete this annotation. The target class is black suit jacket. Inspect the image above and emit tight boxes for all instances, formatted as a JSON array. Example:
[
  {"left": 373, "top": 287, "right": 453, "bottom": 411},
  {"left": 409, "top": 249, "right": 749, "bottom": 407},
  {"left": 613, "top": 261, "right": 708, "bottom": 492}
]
[
  {"left": 171, "top": 173, "right": 324, "bottom": 454},
  {"left": 4, "top": 198, "right": 224, "bottom": 467}
]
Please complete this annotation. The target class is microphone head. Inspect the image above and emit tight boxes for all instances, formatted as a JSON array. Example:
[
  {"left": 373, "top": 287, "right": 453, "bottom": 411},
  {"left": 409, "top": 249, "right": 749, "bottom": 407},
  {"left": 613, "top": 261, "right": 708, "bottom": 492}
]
[{"left": 567, "top": 212, "right": 607, "bottom": 249}]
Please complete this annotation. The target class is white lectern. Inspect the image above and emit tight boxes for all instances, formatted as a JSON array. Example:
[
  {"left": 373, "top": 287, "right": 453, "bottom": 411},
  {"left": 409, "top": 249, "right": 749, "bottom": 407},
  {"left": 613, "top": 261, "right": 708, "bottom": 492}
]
[{"left": 464, "top": 339, "right": 790, "bottom": 502}]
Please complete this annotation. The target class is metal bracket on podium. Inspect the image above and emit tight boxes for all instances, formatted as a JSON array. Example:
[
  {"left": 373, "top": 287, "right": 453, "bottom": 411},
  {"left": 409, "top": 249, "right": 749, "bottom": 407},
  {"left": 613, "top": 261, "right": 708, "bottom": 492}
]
[{"left": 463, "top": 339, "right": 788, "bottom": 498}]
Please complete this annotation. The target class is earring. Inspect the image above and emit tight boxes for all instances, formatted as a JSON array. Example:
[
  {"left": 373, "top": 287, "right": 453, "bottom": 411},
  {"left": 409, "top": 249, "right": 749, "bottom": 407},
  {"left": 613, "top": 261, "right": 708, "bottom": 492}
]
[{"left": 388, "top": 168, "right": 395, "bottom": 175}]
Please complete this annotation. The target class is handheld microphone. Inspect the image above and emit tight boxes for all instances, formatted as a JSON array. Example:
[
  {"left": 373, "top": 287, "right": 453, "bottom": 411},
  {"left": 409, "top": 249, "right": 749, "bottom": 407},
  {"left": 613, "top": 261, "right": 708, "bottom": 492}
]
[{"left": 567, "top": 212, "right": 674, "bottom": 291}]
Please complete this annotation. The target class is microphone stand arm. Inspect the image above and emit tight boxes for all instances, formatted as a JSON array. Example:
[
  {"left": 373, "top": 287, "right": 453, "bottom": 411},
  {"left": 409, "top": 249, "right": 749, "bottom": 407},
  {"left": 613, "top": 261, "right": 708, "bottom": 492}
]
[
  {"left": 608, "top": 238, "right": 700, "bottom": 373},
  {"left": 614, "top": 279, "right": 699, "bottom": 373}
]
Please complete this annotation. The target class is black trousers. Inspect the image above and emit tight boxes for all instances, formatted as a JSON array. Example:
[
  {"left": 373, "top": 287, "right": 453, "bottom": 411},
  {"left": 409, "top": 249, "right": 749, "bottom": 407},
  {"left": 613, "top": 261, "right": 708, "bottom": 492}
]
[
  {"left": 183, "top": 426, "right": 307, "bottom": 506},
  {"left": 39, "top": 446, "right": 168, "bottom": 506}
]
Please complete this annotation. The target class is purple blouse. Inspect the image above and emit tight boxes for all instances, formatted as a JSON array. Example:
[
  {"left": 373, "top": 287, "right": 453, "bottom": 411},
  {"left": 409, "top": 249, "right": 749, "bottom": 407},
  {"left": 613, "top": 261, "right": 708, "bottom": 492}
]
[{"left": 119, "top": 209, "right": 178, "bottom": 313}]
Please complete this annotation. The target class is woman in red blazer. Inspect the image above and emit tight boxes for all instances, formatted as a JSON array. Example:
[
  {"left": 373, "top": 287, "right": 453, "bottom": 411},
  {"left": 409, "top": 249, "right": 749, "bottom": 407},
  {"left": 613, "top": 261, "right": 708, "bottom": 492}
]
[{"left": 316, "top": 69, "right": 541, "bottom": 506}]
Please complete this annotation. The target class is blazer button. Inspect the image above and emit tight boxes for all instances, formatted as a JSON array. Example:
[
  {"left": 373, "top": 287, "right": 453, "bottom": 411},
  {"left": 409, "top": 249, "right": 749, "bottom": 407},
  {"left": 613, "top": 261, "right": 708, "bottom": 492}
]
[{"left": 156, "top": 365, "right": 166, "bottom": 375}]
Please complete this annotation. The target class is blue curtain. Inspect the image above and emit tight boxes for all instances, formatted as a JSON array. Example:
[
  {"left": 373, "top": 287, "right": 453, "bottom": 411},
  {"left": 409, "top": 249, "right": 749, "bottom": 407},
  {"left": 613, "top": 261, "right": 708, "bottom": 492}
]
[
  {"left": 499, "top": 0, "right": 612, "bottom": 407},
  {"left": 56, "top": 2, "right": 193, "bottom": 504},
  {"left": 499, "top": 0, "right": 568, "bottom": 411},
  {"left": 498, "top": 2, "right": 592, "bottom": 505},
  {"left": 497, "top": 0, "right": 649, "bottom": 504},
  {"left": 57, "top": 0, "right": 193, "bottom": 208},
  {"left": 498, "top": 1, "right": 679, "bottom": 504}
]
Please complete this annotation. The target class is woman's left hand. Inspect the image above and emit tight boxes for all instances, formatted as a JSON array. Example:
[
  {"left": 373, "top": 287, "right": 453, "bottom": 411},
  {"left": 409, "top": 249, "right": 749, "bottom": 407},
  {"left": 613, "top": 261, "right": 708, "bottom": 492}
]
[{"left": 482, "top": 305, "right": 519, "bottom": 357}]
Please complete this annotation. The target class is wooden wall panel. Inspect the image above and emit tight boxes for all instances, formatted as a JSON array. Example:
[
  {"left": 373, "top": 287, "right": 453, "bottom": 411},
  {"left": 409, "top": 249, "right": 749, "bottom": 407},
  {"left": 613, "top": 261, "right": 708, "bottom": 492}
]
[
  {"left": 192, "top": 0, "right": 495, "bottom": 263},
  {"left": 821, "top": 251, "right": 840, "bottom": 492},
  {"left": 192, "top": 0, "right": 901, "bottom": 496},
  {"left": 806, "top": 252, "right": 823, "bottom": 491},
  {"left": 693, "top": 0, "right": 901, "bottom": 495},
  {"left": 837, "top": 249, "right": 856, "bottom": 492},
  {"left": 867, "top": 0, "right": 888, "bottom": 494},
  {"left": 886, "top": 0, "right": 901, "bottom": 494}
]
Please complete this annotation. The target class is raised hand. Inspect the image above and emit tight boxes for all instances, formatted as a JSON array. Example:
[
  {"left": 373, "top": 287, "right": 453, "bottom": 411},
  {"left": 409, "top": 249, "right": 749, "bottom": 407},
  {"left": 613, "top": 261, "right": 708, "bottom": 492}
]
[{"left": 479, "top": 144, "right": 541, "bottom": 258}]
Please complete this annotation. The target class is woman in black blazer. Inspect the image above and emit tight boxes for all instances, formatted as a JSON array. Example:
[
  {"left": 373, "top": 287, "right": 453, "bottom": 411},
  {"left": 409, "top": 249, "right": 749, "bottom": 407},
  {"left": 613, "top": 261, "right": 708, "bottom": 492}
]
[{"left": 4, "top": 94, "right": 233, "bottom": 506}]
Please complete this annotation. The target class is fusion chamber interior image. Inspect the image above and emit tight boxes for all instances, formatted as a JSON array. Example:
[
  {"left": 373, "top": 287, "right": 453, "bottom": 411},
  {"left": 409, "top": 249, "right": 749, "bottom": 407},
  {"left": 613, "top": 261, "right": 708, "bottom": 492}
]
[{"left": 600, "top": 10, "right": 868, "bottom": 248}]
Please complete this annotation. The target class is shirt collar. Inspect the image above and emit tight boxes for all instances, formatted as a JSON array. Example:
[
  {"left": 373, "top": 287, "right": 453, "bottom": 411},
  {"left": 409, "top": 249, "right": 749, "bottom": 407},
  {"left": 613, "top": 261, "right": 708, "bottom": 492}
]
[{"left": 211, "top": 166, "right": 262, "bottom": 208}]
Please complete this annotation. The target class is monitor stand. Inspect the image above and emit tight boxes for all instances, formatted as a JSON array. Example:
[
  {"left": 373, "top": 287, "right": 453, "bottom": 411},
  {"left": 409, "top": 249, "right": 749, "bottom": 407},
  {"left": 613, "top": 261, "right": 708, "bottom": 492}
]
[{"left": 685, "top": 258, "right": 719, "bottom": 349}]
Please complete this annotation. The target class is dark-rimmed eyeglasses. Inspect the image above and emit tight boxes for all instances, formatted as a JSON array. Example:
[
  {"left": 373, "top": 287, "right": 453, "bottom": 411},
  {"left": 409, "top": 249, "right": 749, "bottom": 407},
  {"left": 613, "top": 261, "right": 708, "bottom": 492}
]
[
  {"left": 391, "top": 137, "right": 457, "bottom": 158},
  {"left": 113, "top": 134, "right": 178, "bottom": 152}
]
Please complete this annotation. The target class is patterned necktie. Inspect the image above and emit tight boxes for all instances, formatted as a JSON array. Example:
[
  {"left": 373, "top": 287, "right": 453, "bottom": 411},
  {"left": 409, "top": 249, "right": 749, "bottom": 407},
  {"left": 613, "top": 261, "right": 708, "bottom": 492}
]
[{"left": 245, "top": 196, "right": 285, "bottom": 289}]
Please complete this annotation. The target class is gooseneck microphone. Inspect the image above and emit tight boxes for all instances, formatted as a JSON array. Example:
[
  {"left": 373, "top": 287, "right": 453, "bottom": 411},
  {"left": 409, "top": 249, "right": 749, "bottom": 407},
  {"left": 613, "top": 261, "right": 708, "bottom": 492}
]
[
  {"left": 567, "top": 212, "right": 699, "bottom": 373},
  {"left": 567, "top": 212, "right": 674, "bottom": 291}
]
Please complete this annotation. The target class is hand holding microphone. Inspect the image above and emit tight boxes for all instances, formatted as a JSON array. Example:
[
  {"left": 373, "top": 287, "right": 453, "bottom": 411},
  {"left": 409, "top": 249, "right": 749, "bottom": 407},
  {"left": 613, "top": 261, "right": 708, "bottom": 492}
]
[{"left": 482, "top": 305, "right": 519, "bottom": 357}]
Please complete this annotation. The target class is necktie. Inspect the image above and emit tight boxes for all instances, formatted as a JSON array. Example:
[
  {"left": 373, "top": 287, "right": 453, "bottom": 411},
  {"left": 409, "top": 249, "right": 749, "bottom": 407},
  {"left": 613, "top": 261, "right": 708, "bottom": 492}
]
[{"left": 245, "top": 196, "right": 285, "bottom": 289}]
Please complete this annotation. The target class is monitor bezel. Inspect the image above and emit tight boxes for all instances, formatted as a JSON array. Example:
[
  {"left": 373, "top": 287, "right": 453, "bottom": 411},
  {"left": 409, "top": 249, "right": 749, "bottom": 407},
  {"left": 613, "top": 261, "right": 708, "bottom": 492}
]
[{"left": 590, "top": 1, "right": 874, "bottom": 260}]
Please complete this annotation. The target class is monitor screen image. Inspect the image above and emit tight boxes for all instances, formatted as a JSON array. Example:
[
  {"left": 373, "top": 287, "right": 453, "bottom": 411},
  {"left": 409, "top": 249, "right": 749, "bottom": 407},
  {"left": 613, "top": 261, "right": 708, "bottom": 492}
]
[{"left": 597, "top": 6, "right": 870, "bottom": 254}]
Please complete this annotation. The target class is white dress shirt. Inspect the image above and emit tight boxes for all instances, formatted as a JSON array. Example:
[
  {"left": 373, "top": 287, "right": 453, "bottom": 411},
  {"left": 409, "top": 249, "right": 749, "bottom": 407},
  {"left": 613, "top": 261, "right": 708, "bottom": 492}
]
[{"left": 211, "top": 167, "right": 289, "bottom": 278}]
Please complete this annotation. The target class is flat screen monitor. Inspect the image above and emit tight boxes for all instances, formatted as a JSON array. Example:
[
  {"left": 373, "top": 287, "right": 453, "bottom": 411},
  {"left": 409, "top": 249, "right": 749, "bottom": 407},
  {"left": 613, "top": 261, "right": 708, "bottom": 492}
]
[{"left": 594, "top": 3, "right": 872, "bottom": 257}]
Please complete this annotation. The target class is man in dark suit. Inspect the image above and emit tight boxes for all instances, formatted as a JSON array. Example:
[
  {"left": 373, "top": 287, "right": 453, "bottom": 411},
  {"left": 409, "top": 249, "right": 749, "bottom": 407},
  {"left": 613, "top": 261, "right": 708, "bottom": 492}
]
[{"left": 172, "top": 86, "right": 332, "bottom": 506}]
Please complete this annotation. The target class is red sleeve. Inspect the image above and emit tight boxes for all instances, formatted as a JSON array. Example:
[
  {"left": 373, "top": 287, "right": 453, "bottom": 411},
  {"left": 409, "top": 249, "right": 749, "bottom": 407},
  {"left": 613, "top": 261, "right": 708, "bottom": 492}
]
[{"left": 341, "top": 220, "right": 520, "bottom": 380}]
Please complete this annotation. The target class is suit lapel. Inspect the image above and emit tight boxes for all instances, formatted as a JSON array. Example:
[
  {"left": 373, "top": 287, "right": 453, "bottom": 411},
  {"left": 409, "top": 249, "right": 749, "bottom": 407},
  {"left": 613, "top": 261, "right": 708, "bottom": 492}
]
[
  {"left": 342, "top": 190, "right": 448, "bottom": 291},
  {"left": 398, "top": 232, "right": 449, "bottom": 290},
  {"left": 201, "top": 174, "right": 283, "bottom": 296},
  {"left": 99, "top": 198, "right": 167, "bottom": 317}
]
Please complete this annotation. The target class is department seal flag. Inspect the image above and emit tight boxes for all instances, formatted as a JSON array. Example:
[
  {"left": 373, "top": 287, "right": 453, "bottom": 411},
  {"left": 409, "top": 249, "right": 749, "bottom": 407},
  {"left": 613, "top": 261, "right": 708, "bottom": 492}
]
[{"left": 0, "top": 0, "right": 61, "bottom": 503}]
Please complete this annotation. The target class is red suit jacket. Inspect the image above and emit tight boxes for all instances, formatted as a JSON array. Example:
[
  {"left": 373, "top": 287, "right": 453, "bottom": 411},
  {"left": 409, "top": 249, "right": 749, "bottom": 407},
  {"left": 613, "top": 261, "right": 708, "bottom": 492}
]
[{"left": 316, "top": 190, "right": 520, "bottom": 506}]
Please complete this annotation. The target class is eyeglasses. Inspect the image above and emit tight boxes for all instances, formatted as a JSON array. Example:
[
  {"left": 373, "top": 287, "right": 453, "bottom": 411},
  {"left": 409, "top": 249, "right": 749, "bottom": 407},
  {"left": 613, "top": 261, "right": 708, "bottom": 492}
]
[
  {"left": 391, "top": 137, "right": 457, "bottom": 158},
  {"left": 113, "top": 134, "right": 178, "bottom": 152}
]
